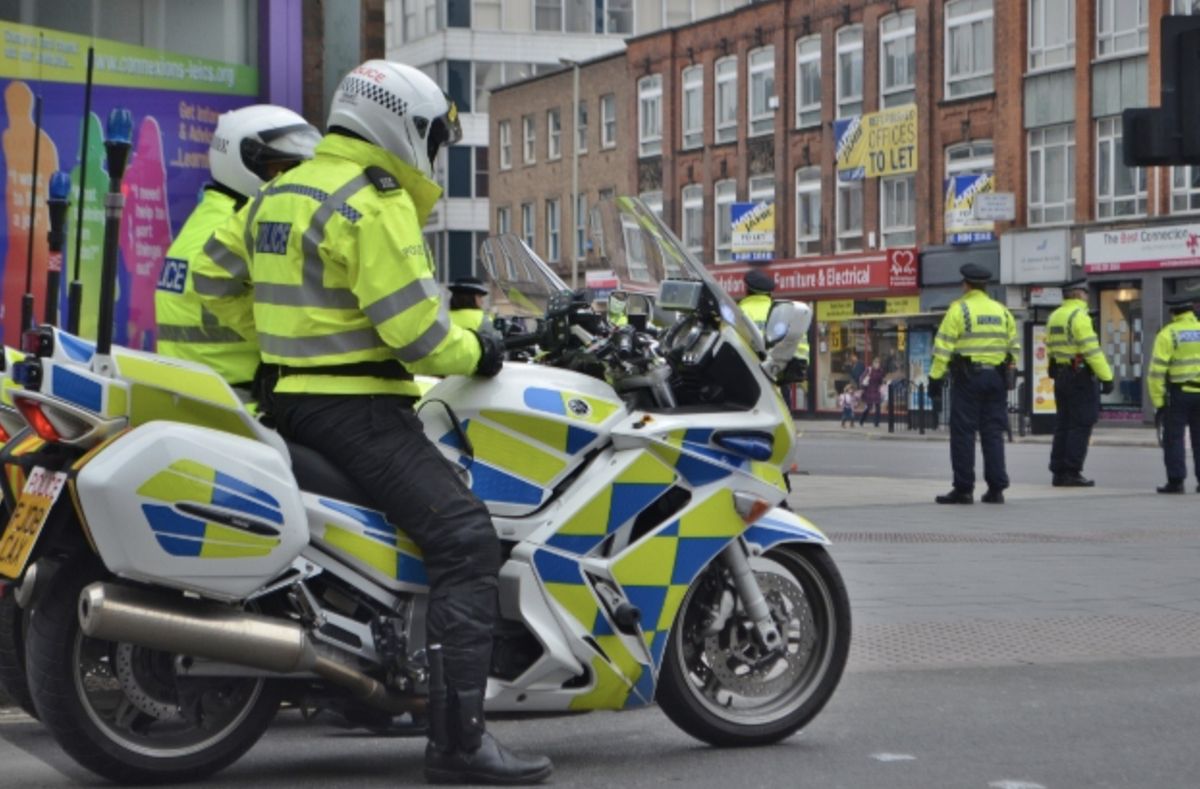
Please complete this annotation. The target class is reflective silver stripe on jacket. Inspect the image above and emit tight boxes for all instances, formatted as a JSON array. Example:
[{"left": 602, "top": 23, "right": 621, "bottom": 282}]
[
  {"left": 258, "top": 326, "right": 387, "bottom": 357},
  {"left": 363, "top": 277, "right": 441, "bottom": 326}
]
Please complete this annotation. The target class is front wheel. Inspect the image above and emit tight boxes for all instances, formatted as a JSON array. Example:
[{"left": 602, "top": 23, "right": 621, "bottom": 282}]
[
  {"left": 25, "top": 556, "right": 283, "bottom": 784},
  {"left": 657, "top": 544, "right": 850, "bottom": 746}
]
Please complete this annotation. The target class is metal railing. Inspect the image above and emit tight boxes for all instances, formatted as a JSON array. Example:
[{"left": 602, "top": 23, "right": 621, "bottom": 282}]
[{"left": 886, "top": 373, "right": 1028, "bottom": 441}]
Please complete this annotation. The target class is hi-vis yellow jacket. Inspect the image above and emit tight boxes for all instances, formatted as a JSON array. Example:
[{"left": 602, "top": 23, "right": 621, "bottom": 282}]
[
  {"left": 1044, "top": 297, "right": 1113, "bottom": 381},
  {"left": 1147, "top": 311, "right": 1200, "bottom": 408},
  {"left": 192, "top": 134, "right": 481, "bottom": 397},
  {"left": 155, "top": 187, "right": 259, "bottom": 386},
  {"left": 930, "top": 288, "right": 1019, "bottom": 380}
]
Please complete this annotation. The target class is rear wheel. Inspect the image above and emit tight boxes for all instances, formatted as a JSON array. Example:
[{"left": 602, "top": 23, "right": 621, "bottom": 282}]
[
  {"left": 0, "top": 589, "right": 37, "bottom": 718},
  {"left": 657, "top": 544, "right": 850, "bottom": 746},
  {"left": 25, "top": 556, "right": 282, "bottom": 784}
]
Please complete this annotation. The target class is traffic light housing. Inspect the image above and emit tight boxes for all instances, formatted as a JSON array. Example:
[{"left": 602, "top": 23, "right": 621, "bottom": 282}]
[{"left": 1123, "top": 16, "right": 1200, "bottom": 166}]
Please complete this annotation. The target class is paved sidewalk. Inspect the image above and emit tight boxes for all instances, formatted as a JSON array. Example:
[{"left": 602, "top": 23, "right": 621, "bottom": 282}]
[{"left": 795, "top": 416, "right": 1160, "bottom": 447}]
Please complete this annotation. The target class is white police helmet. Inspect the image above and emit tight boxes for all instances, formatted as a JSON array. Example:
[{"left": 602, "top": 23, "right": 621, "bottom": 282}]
[
  {"left": 327, "top": 60, "right": 462, "bottom": 178},
  {"left": 209, "top": 105, "right": 321, "bottom": 198}
]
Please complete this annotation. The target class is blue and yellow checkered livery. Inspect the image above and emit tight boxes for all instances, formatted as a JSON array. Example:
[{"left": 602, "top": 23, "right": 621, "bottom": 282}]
[
  {"left": 316, "top": 498, "right": 429, "bottom": 588},
  {"left": 137, "top": 459, "right": 283, "bottom": 558}
]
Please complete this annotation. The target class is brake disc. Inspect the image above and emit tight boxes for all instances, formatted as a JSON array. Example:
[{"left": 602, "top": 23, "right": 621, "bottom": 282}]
[
  {"left": 702, "top": 572, "right": 815, "bottom": 697},
  {"left": 114, "top": 643, "right": 180, "bottom": 721}
]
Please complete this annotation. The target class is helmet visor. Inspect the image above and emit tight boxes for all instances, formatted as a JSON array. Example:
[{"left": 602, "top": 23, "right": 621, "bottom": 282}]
[
  {"left": 426, "top": 99, "right": 463, "bottom": 167},
  {"left": 242, "top": 123, "right": 321, "bottom": 180}
]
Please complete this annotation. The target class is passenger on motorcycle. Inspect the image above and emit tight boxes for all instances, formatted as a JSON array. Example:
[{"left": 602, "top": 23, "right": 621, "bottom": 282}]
[
  {"left": 192, "top": 60, "right": 551, "bottom": 785},
  {"left": 156, "top": 105, "right": 319, "bottom": 395}
]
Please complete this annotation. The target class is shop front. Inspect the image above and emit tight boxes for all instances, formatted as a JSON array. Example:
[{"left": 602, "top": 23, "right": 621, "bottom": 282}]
[
  {"left": 1084, "top": 221, "right": 1200, "bottom": 422},
  {"left": 711, "top": 249, "right": 920, "bottom": 415}
]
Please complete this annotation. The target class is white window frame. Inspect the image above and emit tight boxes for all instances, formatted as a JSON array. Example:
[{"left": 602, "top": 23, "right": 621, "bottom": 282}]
[
  {"left": 1027, "top": 124, "right": 1075, "bottom": 226},
  {"left": 836, "top": 179, "right": 863, "bottom": 253},
  {"left": 836, "top": 25, "right": 863, "bottom": 118},
  {"left": 498, "top": 120, "right": 512, "bottom": 170},
  {"left": 1028, "top": 0, "right": 1075, "bottom": 72},
  {"left": 715, "top": 179, "right": 736, "bottom": 263},
  {"left": 496, "top": 205, "right": 511, "bottom": 235},
  {"left": 682, "top": 64, "right": 704, "bottom": 149},
  {"left": 522, "top": 114, "right": 536, "bottom": 164},
  {"left": 1096, "top": 0, "right": 1148, "bottom": 59},
  {"left": 880, "top": 10, "right": 915, "bottom": 108},
  {"left": 945, "top": 0, "right": 994, "bottom": 100},
  {"left": 601, "top": 93, "right": 617, "bottom": 148},
  {"left": 715, "top": 55, "right": 738, "bottom": 143},
  {"left": 682, "top": 183, "right": 704, "bottom": 258},
  {"left": 575, "top": 193, "right": 588, "bottom": 258},
  {"left": 880, "top": 175, "right": 916, "bottom": 248},
  {"left": 548, "top": 108, "right": 562, "bottom": 160},
  {"left": 748, "top": 45, "right": 775, "bottom": 137},
  {"left": 577, "top": 99, "right": 588, "bottom": 153},
  {"left": 640, "top": 190, "right": 663, "bottom": 219},
  {"left": 1172, "top": 166, "right": 1200, "bottom": 214},
  {"left": 794, "top": 166, "right": 821, "bottom": 256},
  {"left": 521, "top": 202, "right": 535, "bottom": 248},
  {"left": 945, "top": 139, "right": 995, "bottom": 176},
  {"left": 546, "top": 198, "right": 561, "bottom": 262},
  {"left": 795, "top": 35, "right": 821, "bottom": 128},
  {"left": 638, "top": 74, "right": 663, "bottom": 157},
  {"left": 1095, "top": 115, "right": 1147, "bottom": 220}
]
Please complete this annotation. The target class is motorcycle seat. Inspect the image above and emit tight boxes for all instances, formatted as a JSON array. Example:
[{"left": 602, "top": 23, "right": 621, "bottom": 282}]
[{"left": 284, "top": 438, "right": 373, "bottom": 508}]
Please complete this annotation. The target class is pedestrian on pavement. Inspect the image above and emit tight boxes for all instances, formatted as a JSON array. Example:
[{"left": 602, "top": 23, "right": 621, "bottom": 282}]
[
  {"left": 838, "top": 383, "right": 858, "bottom": 427},
  {"left": 195, "top": 59, "right": 552, "bottom": 784},
  {"left": 1045, "top": 278, "right": 1115, "bottom": 487},
  {"left": 847, "top": 351, "right": 865, "bottom": 394},
  {"left": 927, "top": 264, "right": 1019, "bottom": 505},
  {"left": 858, "top": 357, "right": 885, "bottom": 427},
  {"left": 1147, "top": 293, "right": 1200, "bottom": 494}
]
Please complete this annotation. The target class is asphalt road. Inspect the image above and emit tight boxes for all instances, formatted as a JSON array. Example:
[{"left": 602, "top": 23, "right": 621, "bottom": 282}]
[{"left": 3, "top": 437, "right": 1198, "bottom": 788}]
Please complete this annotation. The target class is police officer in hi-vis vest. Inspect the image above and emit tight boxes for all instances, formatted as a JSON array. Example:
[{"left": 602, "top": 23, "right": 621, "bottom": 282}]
[
  {"left": 1148, "top": 293, "right": 1200, "bottom": 494},
  {"left": 447, "top": 276, "right": 496, "bottom": 336},
  {"left": 1045, "top": 278, "right": 1114, "bottom": 487},
  {"left": 927, "top": 264, "right": 1019, "bottom": 505},
  {"left": 194, "top": 60, "right": 551, "bottom": 784},
  {"left": 155, "top": 106, "right": 319, "bottom": 392}
]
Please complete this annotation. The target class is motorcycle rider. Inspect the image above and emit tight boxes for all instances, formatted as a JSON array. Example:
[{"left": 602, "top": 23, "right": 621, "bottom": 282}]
[
  {"left": 192, "top": 60, "right": 552, "bottom": 785},
  {"left": 155, "top": 105, "right": 319, "bottom": 392}
]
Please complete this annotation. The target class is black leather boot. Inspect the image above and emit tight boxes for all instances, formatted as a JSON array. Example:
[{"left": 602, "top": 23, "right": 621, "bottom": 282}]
[
  {"left": 935, "top": 488, "right": 973, "bottom": 504},
  {"left": 1157, "top": 479, "right": 1185, "bottom": 494},
  {"left": 424, "top": 688, "right": 553, "bottom": 785}
]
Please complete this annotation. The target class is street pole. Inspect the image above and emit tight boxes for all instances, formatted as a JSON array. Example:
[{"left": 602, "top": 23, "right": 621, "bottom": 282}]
[{"left": 563, "top": 59, "right": 580, "bottom": 291}]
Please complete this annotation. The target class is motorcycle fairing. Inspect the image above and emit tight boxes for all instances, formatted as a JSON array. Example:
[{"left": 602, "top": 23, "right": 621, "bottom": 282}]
[
  {"left": 307, "top": 496, "right": 430, "bottom": 592},
  {"left": 743, "top": 507, "right": 830, "bottom": 551}
]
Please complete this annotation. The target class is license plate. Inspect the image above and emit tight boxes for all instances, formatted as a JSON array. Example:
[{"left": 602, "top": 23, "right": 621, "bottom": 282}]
[{"left": 0, "top": 467, "right": 68, "bottom": 580}]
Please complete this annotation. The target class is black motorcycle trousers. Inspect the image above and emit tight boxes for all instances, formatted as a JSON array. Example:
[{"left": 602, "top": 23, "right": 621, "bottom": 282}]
[
  {"left": 273, "top": 394, "right": 501, "bottom": 693},
  {"left": 1049, "top": 371, "right": 1099, "bottom": 476},
  {"left": 949, "top": 366, "right": 1009, "bottom": 492},
  {"left": 1163, "top": 387, "right": 1200, "bottom": 483}
]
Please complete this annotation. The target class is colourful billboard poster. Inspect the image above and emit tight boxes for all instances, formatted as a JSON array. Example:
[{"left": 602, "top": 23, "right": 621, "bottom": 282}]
[
  {"left": 731, "top": 201, "right": 775, "bottom": 262},
  {"left": 944, "top": 172, "right": 996, "bottom": 245},
  {"left": 0, "top": 20, "right": 258, "bottom": 347},
  {"left": 834, "top": 104, "right": 918, "bottom": 181}
]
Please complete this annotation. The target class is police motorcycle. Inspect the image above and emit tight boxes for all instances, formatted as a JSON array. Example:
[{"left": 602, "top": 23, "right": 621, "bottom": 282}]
[{"left": 0, "top": 197, "right": 849, "bottom": 784}]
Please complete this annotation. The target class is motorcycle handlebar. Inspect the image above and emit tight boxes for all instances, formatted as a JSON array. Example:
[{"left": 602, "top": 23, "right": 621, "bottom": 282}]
[{"left": 503, "top": 332, "right": 542, "bottom": 351}]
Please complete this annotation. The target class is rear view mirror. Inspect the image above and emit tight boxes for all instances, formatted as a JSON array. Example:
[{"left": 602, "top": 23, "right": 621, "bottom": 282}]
[{"left": 762, "top": 301, "right": 812, "bottom": 378}]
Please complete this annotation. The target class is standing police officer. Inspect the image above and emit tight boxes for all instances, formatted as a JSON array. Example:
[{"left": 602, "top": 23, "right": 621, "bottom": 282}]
[
  {"left": 447, "top": 276, "right": 495, "bottom": 335},
  {"left": 155, "top": 105, "right": 319, "bottom": 391},
  {"left": 1045, "top": 278, "right": 1114, "bottom": 487},
  {"left": 1148, "top": 294, "right": 1200, "bottom": 494},
  {"left": 194, "top": 60, "right": 551, "bottom": 784},
  {"left": 739, "top": 270, "right": 809, "bottom": 410},
  {"left": 928, "top": 264, "right": 1019, "bottom": 504}
]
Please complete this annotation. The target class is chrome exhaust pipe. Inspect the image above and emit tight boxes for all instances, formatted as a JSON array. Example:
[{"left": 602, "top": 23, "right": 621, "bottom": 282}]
[{"left": 78, "top": 582, "right": 419, "bottom": 714}]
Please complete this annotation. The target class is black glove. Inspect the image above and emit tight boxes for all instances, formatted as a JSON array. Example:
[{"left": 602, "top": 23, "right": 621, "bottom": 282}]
[
  {"left": 1156, "top": 406, "right": 1165, "bottom": 422},
  {"left": 1100, "top": 378, "right": 1114, "bottom": 395},
  {"left": 473, "top": 330, "right": 504, "bottom": 377},
  {"left": 927, "top": 377, "right": 943, "bottom": 400},
  {"left": 1048, "top": 358, "right": 1058, "bottom": 379}
]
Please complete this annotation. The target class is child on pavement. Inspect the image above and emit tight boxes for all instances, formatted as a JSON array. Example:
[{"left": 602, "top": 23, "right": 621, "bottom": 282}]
[{"left": 838, "top": 384, "right": 858, "bottom": 428}]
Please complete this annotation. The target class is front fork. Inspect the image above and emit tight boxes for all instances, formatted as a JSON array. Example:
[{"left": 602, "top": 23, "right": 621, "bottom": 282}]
[{"left": 720, "top": 538, "right": 783, "bottom": 651}]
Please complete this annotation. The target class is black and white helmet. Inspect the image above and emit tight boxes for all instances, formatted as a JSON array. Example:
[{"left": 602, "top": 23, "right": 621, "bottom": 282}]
[
  {"left": 209, "top": 105, "right": 321, "bottom": 197},
  {"left": 327, "top": 60, "right": 462, "bottom": 178}
]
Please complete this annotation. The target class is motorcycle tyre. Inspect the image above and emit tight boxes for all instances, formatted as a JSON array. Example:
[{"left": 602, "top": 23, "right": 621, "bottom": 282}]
[
  {"left": 0, "top": 590, "right": 37, "bottom": 718},
  {"left": 656, "top": 544, "right": 850, "bottom": 747},
  {"left": 25, "top": 555, "right": 283, "bottom": 784}
]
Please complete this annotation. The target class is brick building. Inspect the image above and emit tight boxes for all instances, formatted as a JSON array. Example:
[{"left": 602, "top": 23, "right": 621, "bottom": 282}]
[{"left": 490, "top": 0, "right": 1200, "bottom": 419}]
